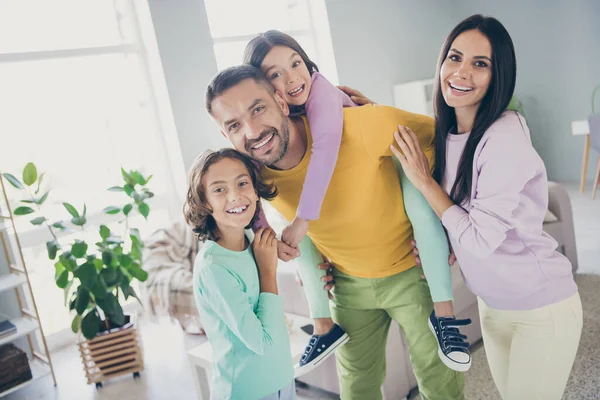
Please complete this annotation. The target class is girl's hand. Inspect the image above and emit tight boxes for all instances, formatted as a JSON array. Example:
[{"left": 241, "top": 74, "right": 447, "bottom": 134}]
[
  {"left": 281, "top": 217, "right": 309, "bottom": 248},
  {"left": 391, "top": 125, "right": 435, "bottom": 191},
  {"left": 252, "top": 228, "right": 278, "bottom": 276},
  {"left": 336, "top": 85, "right": 376, "bottom": 105},
  {"left": 277, "top": 240, "right": 300, "bottom": 262}
]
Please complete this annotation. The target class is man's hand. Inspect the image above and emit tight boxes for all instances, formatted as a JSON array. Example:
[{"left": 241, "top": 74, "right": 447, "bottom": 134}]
[
  {"left": 277, "top": 240, "right": 300, "bottom": 262},
  {"left": 411, "top": 239, "right": 456, "bottom": 279},
  {"left": 295, "top": 260, "right": 336, "bottom": 300},
  {"left": 336, "top": 85, "right": 376, "bottom": 105}
]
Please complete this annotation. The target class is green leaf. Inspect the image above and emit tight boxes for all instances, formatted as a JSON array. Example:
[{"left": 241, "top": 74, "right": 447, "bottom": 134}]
[
  {"left": 3, "top": 173, "right": 24, "bottom": 190},
  {"left": 81, "top": 309, "right": 101, "bottom": 340},
  {"left": 71, "top": 314, "right": 82, "bottom": 333},
  {"left": 106, "top": 236, "right": 123, "bottom": 245},
  {"left": 35, "top": 173, "right": 45, "bottom": 194},
  {"left": 100, "top": 268, "right": 118, "bottom": 287},
  {"left": 99, "top": 225, "right": 110, "bottom": 240},
  {"left": 132, "top": 191, "right": 142, "bottom": 203},
  {"left": 71, "top": 240, "right": 88, "bottom": 258},
  {"left": 97, "top": 293, "right": 125, "bottom": 326},
  {"left": 75, "top": 287, "right": 91, "bottom": 315},
  {"left": 63, "top": 203, "right": 79, "bottom": 218},
  {"left": 52, "top": 221, "right": 66, "bottom": 230},
  {"left": 56, "top": 270, "right": 69, "bottom": 288},
  {"left": 121, "top": 167, "right": 131, "bottom": 183},
  {"left": 63, "top": 280, "right": 74, "bottom": 307},
  {"left": 71, "top": 216, "right": 86, "bottom": 226},
  {"left": 103, "top": 206, "right": 120, "bottom": 215},
  {"left": 101, "top": 251, "right": 113, "bottom": 267},
  {"left": 123, "top": 184, "right": 134, "bottom": 196},
  {"left": 91, "top": 276, "right": 108, "bottom": 300},
  {"left": 74, "top": 262, "right": 97, "bottom": 289},
  {"left": 14, "top": 206, "right": 35, "bottom": 216},
  {"left": 83, "top": 204, "right": 87, "bottom": 217},
  {"left": 119, "top": 254, "right": 132, "bottom": 268},
  {"left": 46, "top": 240, "right": 59, "bottom": 260},
  {"left": 21, "top": 199, "right": 36, "bottom": 204},
  {"left": 36, "top": 191, "right": 49, "bottom": 205},
  {"left": 129, "top": 264, "right": 148, "bottom": 282},
  {"left": 30, "top": 216, "right": 46, "bottom": 225},
  {"left": 123, "top": 204, "right": 133, "bottom": 216},
  {"left": 136, "top": 171, "right": 147, "bottom": 185},
  {"left": 92, "top": 258, "right": 103, "bottom": 271},
  {"left": 129, "top": 228, "right": 142, "bottom": 244},
  {"left": 138, "top": 203, "right": 150, "bottom": 219},
  {"left": 107, "top": 186, "right": 124, "bottom": 192},
  {"left": 145, "top": 175, "right": 153, "bottom": 184},
  {"left": 22, "top": 163, "right": 38, "bottom": 186}
]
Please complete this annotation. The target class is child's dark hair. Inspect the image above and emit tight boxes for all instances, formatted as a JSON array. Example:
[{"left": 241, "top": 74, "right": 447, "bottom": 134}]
[
  {"left": 183, "top": 148, "right": 277, "bottom": 242},
  {"left": 243, "top": 30, "right": 319, "bottom": 75}
]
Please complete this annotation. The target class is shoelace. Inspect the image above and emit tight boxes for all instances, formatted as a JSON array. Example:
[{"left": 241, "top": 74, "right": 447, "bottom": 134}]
[{"left": 439, "top": 317, "right": 471, "bottom": 352}]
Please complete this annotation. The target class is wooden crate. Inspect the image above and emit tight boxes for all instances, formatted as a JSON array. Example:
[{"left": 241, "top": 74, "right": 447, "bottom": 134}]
[{"left": 77, "top": 315, "right": 144, "bottom": 387}]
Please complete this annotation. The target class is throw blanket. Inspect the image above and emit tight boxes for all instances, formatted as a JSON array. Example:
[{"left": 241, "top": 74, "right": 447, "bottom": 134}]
[{"left": 141, "top": 219, "right": 203, "bottom": 334}]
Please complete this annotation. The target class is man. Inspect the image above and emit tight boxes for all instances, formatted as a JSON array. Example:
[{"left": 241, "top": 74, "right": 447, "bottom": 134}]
[{"left": 205, "top": 65, "right": 464, "bottom": 400}]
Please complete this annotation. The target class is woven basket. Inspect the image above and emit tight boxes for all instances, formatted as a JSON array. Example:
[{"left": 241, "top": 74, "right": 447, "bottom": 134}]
[{"left": 0, "top": 343, "right": 32, "bottom": 394}]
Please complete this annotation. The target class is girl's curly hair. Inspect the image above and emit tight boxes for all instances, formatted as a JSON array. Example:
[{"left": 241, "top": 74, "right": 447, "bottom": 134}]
[{"left": 183, "top": 148, "right": 277, "bottom": 242}]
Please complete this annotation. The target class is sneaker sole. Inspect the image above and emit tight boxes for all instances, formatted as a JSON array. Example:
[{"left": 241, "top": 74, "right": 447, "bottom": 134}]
[
  {"left": 428, "top": 319, "right": 471, "bottom": 372},
  {"left": 294, "top": 333, "right": 349, "bottom": 378}
]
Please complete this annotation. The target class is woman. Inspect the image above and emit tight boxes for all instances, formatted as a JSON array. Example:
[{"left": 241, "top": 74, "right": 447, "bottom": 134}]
[{"left": 390, "top": 14, "right": 582, "bottom": 399}]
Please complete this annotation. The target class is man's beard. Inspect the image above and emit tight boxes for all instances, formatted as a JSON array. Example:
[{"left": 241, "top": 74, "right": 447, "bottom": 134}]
[{"left": 245, "top": 117, "right": 290, "bottom": 167}]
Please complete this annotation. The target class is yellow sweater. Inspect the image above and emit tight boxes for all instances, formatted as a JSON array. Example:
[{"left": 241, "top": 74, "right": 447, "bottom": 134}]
[{"left": 262, "top": 104, "right": 435, "bottom": 278}]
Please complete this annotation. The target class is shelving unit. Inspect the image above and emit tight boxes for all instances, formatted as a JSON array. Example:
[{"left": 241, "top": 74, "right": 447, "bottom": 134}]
[{"left": 0, "top": 172, "right": 56, "bottom": 397}]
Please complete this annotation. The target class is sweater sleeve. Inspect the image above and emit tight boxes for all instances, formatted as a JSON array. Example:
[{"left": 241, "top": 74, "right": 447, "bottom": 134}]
[
  {"left": 198, "top": 263, "right": 287, "bottom": 355},
  {"left": 297, "top": 73, "right": 349, "bottom": 220},
  {"left": 441, "top": 114, "right": 542, "bottom": 258}
]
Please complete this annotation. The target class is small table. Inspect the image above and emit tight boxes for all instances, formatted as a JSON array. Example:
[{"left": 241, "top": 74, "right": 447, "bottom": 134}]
[
  {"left": 572, "top": 119, "right": 591, "bottom": 193},
  {"left": 187, "top": 313, "right": 312, "bottom": 400}
]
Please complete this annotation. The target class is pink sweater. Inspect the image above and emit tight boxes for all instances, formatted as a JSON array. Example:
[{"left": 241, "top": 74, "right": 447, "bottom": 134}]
[{"left": 441, "top": 111, "right": 577, "bottom": 310}]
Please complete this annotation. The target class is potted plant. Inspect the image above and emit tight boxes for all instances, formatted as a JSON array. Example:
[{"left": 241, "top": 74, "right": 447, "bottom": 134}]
[{"left": 2, "top": 163, "right": 154, "bottom": 388}]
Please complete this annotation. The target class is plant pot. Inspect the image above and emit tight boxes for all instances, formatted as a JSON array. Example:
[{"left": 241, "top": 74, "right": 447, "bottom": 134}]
[{"left": 78, "top": 313, "right": 144, "bottom": 388}]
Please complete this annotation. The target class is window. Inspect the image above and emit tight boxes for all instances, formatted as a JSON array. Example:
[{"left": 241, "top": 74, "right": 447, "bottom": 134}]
[
  {"left": 0, "top": 0, "right": 182, "bottom": 344},
  {"left": 204, "top": 0, "right": 339, "bottom": 83}
]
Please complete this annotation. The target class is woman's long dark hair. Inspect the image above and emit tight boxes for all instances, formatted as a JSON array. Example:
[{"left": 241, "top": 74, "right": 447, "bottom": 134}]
[{"left": 433, "top": 14, "right": 516, "bottom": 206}]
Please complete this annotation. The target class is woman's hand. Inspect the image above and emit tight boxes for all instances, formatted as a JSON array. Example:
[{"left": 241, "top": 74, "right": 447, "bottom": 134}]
[
  {"left": 337, "top": 85, "right": 376, "bottom": 105},
  {"left": 391, "top": 125, "right": 435, "bottom": 192}
]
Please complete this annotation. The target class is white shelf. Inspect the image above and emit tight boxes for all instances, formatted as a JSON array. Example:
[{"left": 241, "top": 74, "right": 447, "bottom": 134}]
[
  {"left": 0, "top": 317, "right": 39, "bottom": 347},
  {"left": 0, "top": 273, "right": 27, "bottom": 293},
  {"left": 0, "top": 359, "right": 52, "bottom": 397}
]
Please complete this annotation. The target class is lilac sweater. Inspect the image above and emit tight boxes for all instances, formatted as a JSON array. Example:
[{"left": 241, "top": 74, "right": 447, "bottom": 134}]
[
  {"left": 254, "top": 72, "right": 355, "bottom": 228},
  {"left": 441, "top": 111, "right": 577, "bottom": 310}
]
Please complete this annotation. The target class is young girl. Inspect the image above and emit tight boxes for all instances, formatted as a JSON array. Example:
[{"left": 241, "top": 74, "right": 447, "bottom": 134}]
[
  {"left": 244, "top": 30, "right": 472, "bottom": 373},
  {"left": 184, "top": 148, "right": 295, "bottom": 400},
  {"left": 392, "top": 15, "right": 582, "bottom": 399}
]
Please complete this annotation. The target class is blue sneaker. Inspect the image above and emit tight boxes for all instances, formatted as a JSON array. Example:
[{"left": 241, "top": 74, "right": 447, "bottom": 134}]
[
  {"left": 295, "top": 323, "right": 349, "bottom": 377},
  {"left": 428, "top": 311, "right": 472, "bottom": 372}
]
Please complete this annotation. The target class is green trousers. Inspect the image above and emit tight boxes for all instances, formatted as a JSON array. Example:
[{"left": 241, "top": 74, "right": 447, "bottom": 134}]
[{"left": 330, "top": 266, "right": 464, "bottom": 400}]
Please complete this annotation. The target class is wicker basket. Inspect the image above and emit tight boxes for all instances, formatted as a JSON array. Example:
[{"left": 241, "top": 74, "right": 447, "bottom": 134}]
[
  {"left": 78, "top": 313, "right": 144, "bottom": 388},
  {"left": 0, "top": 343, "right": 32, "bottom": 394}
]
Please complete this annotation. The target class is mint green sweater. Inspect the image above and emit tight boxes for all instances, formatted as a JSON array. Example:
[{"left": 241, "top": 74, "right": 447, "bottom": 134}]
[{"left": 193, "top": 238, "right": 294, "bottom": 400}]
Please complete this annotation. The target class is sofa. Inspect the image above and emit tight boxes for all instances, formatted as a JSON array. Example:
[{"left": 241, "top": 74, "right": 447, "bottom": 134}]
[{"left": 142, "top": 182, "right": 578, "bottom": 399}]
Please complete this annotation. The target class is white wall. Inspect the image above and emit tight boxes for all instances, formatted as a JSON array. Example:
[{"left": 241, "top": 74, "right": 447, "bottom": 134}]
[
  {"left": 147, "top": 0, "right": 228, "bottom": 173},
  {"left": 325, "top": 0, "right": 600, "bottom": 183}
]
